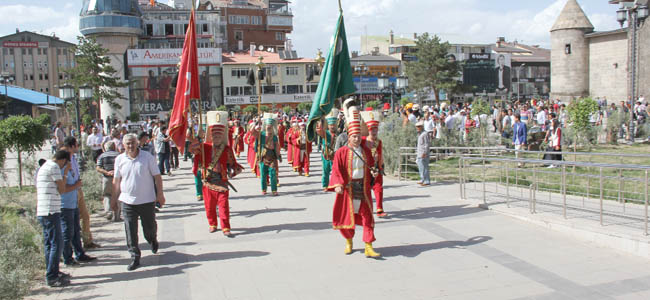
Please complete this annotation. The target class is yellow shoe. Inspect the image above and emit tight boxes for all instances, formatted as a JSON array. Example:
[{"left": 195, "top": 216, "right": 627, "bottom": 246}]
[
  {"left": 364, "top": 243, "right": 381, "bottom": 258},
  {"left": 305, "top": 173, "right": 310, "bottom": 177},
  {"left": 344, "top": 239, "right": 353, "bottom": 255}
]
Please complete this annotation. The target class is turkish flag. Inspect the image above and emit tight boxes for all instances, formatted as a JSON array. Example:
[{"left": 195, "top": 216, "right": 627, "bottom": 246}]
[{"left": 168, "top": 8, "right": 200, "bottom": 153}]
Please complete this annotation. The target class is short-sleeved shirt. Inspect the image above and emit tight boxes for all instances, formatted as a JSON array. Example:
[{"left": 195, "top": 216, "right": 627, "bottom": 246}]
[
  {"left": 37, "top": 160, "right": 63, "bottom": 216},
  {"left": 113, "top": 150, "right": 160, "bottom": 205},
  {"left": 97, "top": 150, "right": 119, "bottom": 178},
  {"left": 60, "top": 154, "right": 80, "bottom": 209}
]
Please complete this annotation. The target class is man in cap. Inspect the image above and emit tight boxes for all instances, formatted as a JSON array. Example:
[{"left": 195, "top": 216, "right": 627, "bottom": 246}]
[
  {"left": 328, "top": 99, "right": 381, "bottom": 258},
  {"left": 232, "top": 119, "right": 245, "bottom": 158},
  {"left": 361, "top": 110, "right": 387, "bottom": 217},
  {"left": 190, "top": 111, "right": 244, "bottom": 236},
  {"left": 416, "top": 120, "right": 431, "bottom": 186},
  {"left": 291, "top": 119, "right": 312, "bottom": 176},
  {"left": 256, "top": 113, "right": 282, "bottom": 196},
  {"left": 318, "top": 109, "right": 340, "bottom": 191}
]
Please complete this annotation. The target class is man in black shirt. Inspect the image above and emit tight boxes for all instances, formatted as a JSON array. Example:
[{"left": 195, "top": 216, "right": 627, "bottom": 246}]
[{"left": 96, "top": 141, "right": 120, "bottom": 221}]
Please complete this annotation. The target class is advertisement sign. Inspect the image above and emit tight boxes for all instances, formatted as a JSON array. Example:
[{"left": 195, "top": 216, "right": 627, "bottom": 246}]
[
  {"left": 2, "top": 41, "right": 40, "bottom": 48},
  {"left": 127, "top": 48, "right": 222, "bottom": 66},
  {"left": 463, "top": 53, "right": 512, "bottom": 95},
  {"left": 224, "top": 93, "right": 315, "bottom": 105}
]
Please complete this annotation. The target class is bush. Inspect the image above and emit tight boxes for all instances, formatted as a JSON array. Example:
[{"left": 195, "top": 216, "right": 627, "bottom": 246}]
[
  {"left": 81, "top": 157, "right": 104, "bottom": 214},
  {"left": 379, "top": 114, "right": 418, "bottom": 175}
]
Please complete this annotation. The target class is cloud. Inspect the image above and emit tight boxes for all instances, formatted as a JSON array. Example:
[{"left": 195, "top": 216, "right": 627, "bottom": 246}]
[
  {"left": 0, "top": 2, "right": 80, "bottom": 43},
  {"left": 0, "top": 5, "right": 65, "bottom": 25}
]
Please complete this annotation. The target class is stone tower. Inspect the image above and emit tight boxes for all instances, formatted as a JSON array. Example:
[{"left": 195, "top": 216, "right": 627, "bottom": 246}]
[
  {"left": 79, "top": 0, "right": 143, "bottom": 122},
  {"left": 550, "top": 0, "right": 594, "bottom": 102}
]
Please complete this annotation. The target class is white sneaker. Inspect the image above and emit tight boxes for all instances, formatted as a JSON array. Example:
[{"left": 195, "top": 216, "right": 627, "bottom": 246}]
[{"left": 547, "top": 165, "right": 555, "bottom": 169}]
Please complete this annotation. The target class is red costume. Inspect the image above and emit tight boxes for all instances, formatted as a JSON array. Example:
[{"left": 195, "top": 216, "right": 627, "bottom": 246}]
[
  {"left": 277, "top": 122, "right": 286, "bottom": 149},
  {"left": 232, "top": 124, "right": 245, "bottom": 157},
  {"left": 285, "top": 126, "right": 295, "bottom": 165},
  {"left": 362, "top": 137, "right": 384, "bottom": 215},
  {"left": 244, "top": 129, "right": 260, "bottom": 177},
  {"left": 327, "top": 145, "right": 376, "bottom": 243},
  {"left": 193, "top": 142, "right": 243, "bottom": 234},
  {"left": 291, "top": 127, "right": 311, "bottom": 175},
  {"left": 227, "top": 126, "right": 234, "bottom": 147}
]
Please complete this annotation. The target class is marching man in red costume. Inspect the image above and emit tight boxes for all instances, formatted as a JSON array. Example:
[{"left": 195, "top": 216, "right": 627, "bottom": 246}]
[
  {"left": 190, "top": 111, "right": 244, "bottom": 237},
  {"left": 360, "top": 111, "right": 386, "bottom": 217},
  {"left": 244, "top": 122, "right": 261, "bottom": 177},
  {"left": 232, "top": 119, "right": 245, "bottom": 158},
  {"left": 327, "top": 99, "right": 381, "bottom": 258},
  {"left": 292, "top": 120, "right": 312, "bottom": 176},
  {"left": 285, "top": 117, "right": 297, "bottom": 167}
]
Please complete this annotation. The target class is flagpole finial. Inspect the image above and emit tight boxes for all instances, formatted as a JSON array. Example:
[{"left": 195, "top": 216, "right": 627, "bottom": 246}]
[{"left": 338, "top": 0, "right": 343, "bottom": 13}]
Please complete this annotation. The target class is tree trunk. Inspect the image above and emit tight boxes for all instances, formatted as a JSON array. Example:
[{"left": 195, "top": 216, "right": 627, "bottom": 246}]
[
  {"left": 17, "top": 150, "right": 22, "bottom": 190},
  {"left": 433, "top": 87, "right": 440, "bottom": 107}
]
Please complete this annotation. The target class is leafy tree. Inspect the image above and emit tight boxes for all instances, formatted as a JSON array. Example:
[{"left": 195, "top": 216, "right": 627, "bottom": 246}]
[
  {"left": 470, "top": 98, "right": 490, "bottom": 118},
  {"left": 65, "top": 36, "right": 129, "bottom": 117},
  {"left": 259, "top": 105, "right": 270, "bottom": 113},
  {"left": 405, "top": 33, "right": 462, "bottom": 106},
  {"left": 129, "top": 111, "right": 140, "bottom": 123},
  {"left": 567, "top": 97, "right": 599, "bottom": 149},
  {"left": 282, "top": 105, "right": 293, "bottom": 115},
  {"left": 400, "top": 97, "right": 410, "bottom": 107},
  {"left": 216, "top": 105, "right": 227, "bottom": 111},
  {"left": 243, "top": 105, "right": 258, "bottom": 114},
  {"left": 0, "top": 116, "right": 49, "bottom": 188},
  {"left": 365, "top": 100, "right": 380, "bottom": 110},
  {"left": 297, "top": 102, "right": 312, "bottom": 113}
]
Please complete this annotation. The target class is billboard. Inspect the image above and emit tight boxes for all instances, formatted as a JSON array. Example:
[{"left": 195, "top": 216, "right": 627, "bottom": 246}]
[
  {"left": 463, "top": 53, "right": 511, "bottom": 95},
  {"left": 127, "top": 48, "right": 222, "bottom": 66},
  {"left": 224, "top": 93, "right": 315, "bottom": 105}
]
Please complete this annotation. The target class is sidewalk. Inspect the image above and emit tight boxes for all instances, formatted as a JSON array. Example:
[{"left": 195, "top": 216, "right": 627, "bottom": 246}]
[{"left": 28, "top": 150, "right": 650, "bottom": 300}]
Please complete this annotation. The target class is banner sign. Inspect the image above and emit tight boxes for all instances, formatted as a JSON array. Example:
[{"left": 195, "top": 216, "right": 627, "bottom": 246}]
[
  {"left": 127, "top": 48, "right": 222, "bottom": 66},
  {"left": 2, "top": 41, "right": 40, "bottom": 48},
  {"left": 224, "top": 93, "right": 315, "bottom": 105}
]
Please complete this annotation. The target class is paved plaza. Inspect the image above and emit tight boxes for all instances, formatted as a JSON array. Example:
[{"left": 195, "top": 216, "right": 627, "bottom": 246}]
[{"left": 27, "top": 150, "right": 650, "bottom": 300}]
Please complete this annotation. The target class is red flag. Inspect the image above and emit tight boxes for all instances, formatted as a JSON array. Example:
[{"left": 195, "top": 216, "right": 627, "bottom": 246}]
[{"left": 168, "top": 8, "right": 200, "bottom": 153}]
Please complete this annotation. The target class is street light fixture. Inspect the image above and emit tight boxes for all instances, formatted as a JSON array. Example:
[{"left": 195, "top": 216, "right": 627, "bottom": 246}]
[
  {"left": 517, "top": 63, "right": 526, "bottom": 102},
  {"left": 354, "top": 63, "right": 368, "bottom": 107},
  {"left": 1, "top": 72, "right": 14, "bottom": 119},
  {"left": 379, "top": 73, "right": 408, "bottom": 112},
  {"left": 59, "top": 84, "right": 92, "bottom": 141}
]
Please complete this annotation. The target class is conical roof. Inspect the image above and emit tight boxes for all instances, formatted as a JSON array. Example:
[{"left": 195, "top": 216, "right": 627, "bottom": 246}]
[{"left": 550, "top": 0, "right": 594, "bottom": 32}]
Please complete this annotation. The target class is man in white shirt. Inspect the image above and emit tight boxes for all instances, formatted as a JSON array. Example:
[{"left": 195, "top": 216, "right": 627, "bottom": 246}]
[
  {"left": 86, "top": 126, "right": 104, "bottom": 162},
  {"left": 537, "top": 106, "right": 547, "bottom": 130},
  {"left": 37, "top": 150, "right": 72, "bottom": 287},
  {"left": 112, "top": 133, "right": 165, "bottom": 271}
]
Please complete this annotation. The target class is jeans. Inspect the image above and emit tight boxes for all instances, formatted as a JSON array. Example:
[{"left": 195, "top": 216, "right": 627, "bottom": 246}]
[
  {"left": 122, "top": 202, "right": 157, "bottom": 259},
  {"left": 60, "top": 208, "right": 85, "bottom": 264},
  {"left": 157, "top": 152, "right": 170, "bottom": 174},
  {"left": 416, "top": 156, "right": 430, "bottom": 184},
  {"left": 184, "top": 141, "right": 192, "bottom": 160},
  {"left": 38, "top": 213, "right": 62, "bottom": 281}
]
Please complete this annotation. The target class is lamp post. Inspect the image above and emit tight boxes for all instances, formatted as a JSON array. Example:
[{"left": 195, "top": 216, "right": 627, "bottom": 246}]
[
  {"left": 517, "top": 63, "right": 526, "bottom": 101},
  {"left": 378, "top": 73, "right": 408, "bottom": 113},
  {"left": 1, "top": 72, "right": 14, "bottom": 119},
  {"left": 617, "top": 2, "right": 649, "bottom": 142},
  {"left": 354, "top": 63, "right": 368, "bottom": 107},
  {"left": 59, "top": 84, "right": 93, "bottom": 141},
  {"left": 255, "top": 56, "right": 265, "bottom": 115}
]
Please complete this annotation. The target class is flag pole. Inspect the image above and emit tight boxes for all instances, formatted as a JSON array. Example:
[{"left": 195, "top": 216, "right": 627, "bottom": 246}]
[
  {"left": 190, "top": 0, "right": 206, "bottom": 180},
  {"left": 255, "top": 56, "right": 265, "bottom": 164},
  {"left": 338, "top": 0, "right": 342, "bottom": 13}
]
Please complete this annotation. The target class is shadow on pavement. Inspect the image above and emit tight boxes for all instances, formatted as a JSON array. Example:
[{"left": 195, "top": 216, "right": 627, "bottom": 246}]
[
  {"left": 232, "top": 207, "right": 306, "bottom": 218},
  {"left": 234, "top": 221, "right": 331, "bottom": 236},
  {"left": 380, "top": 236, "right": 492, "bottom": 258},
  {"left": 387, "top": 205, "right": 484, "bottom": 220}
]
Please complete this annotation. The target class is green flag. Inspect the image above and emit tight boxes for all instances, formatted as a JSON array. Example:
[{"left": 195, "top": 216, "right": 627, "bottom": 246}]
[{"left": 307, "top": 13, "right": 356, "bottom": 141}]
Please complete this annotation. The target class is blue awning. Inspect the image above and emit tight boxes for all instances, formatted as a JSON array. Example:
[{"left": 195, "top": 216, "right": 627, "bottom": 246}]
[{"left": 0, "top": 85, "right": 64, "bottom": 105}]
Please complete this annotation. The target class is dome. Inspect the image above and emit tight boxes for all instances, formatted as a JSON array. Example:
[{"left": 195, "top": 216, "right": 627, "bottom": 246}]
[
  {"left": 79, "top": 0, "right": 143, "bottom": 36},
  {"left": 550, "top": 0, "right": 594, "bottom": 32}
]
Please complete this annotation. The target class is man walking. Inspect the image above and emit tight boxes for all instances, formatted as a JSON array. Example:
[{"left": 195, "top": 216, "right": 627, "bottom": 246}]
[
  {"left": 37, "top": 150, "right": 72, "bottom": 287},
  {"left": 512, "top": 114, "right": 527, "bottom": 166},
  {"left": 86, "top": 126, "right": 104, "bottom": 162},
  {"left": 416, "top": 120, "right": 431, "bottom": 186},
  {"left": 96, "top": 141, "right": 120, "bottom": 221},
  {"left": 112, "top": 133, "right": 165, "bottom": 271}
]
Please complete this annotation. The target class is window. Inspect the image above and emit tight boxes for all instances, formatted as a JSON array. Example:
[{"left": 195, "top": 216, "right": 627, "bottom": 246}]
[
  {"left": 44, "top": 62, "right": 47, "bottom": 67},
  {"left": 165, "top": 24, "right": 174, "bottom": 35},
  {"left": 44, "top": 74, "right": 48, "bottom": 80},
  {"left": 229, "top": 15, "right": 250, "bottom": 25},
  {"left": 22, "top": 48, "right": 26, "bottom": 55},
  {"left": 57, "top": 49, "right": 61, "bottom": 55},
  {"left": 243, "top": 86, "right": 254, "bottom": 95},
  {"left": 307, "top": 84, "right": 319, "bottom": 93},
  {"left": 42, "top": 48, "right": 47, "bottom": 55},
  {"left": 39, "top": 74, "right": 43, "bottom": 80},
  {"left": 263, "top": 66, "right": 277, "bottom": 77},
  {"left": 37, "top": 49, "right": 41, "bottom": 55},
  {"left": 29, "top": 75, "right": 34, "bottom": 80},
  {"left": 46, "top": 87, "right": 49, "bottom": 92},
  {"left": 251, "top": 16, "right": 262, "bottom": 25},
  {"left": 146, "top": 24, "right": 154, "bottom": 36},
  {"left": 202, "top": 23, "right": 208, "bottom": 33},
  {"left": 62, "top": 49, "right": 67, "bottom": 55},
  {"left": 234, "top": 31, "right": 243, "bottom": 41},
  {"left": 231, "top": 68, "right": 249, "bottom": 78},
  {"left": 59, "top": 74, "right": 63, "bottom": 80},
  {"left": 275, "top": 32, "right": 284, "bottom": 41},
  {"left": 565, "top": 44, "right": 571, "bottom": 55},
  {"left": 2, "top": 49, "right": 6, "bottom": 55},
  {"left": 9, "top": 49, "right": 13, "bottom": 55},
  {"left": 286, "top": 66, "right": 299, "bottom": 76},
  {"left": 283, "top": 85, "right": 303, "bottom": 94},
  {"left": 263, "top": 84, "right": 279, "bottom": 94}
]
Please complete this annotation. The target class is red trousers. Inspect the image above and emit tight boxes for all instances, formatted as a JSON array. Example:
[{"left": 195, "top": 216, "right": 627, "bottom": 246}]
[
  {"left": 373, "top": 175, "right": 384, "bottom": 212},
  {"left": 339, "top": 201, "right": 376, "bottom": 243},
  {"left": 203, "top": 187, "right": 231, "bottom": 231}
]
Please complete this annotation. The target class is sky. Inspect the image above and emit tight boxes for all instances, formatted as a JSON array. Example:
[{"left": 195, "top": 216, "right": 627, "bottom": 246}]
[{"left": 0, "top": 0, "right": 622, "bottom": 58}]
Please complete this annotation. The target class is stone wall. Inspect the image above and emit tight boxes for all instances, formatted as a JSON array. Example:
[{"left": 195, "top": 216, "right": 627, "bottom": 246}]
[
  {"left": 550, "top": 29, "right": 590, "bottom": 102},
  {"left": 636, "top": 21, "right": 650, "bottom": 100},
  {"left": 588, "top": 32, "right": 629, "bottom": 103}
]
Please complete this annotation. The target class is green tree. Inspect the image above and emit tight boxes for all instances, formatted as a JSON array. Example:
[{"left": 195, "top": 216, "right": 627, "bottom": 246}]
[
  {"left": 405, "top": 33, "right": 462, "bottom": 106},
  {"left": 259, "top": 105, "right": 271, "bottom": 113},
  {"left": 297, "top": 102, "right": 312, "bottom": 113},
  {"left": 470, "top": 98, "right": 490, "bottom": 118},
  {"left": 567, "top": 97, "right": 599, "bottom": 149},
  {"left": 65, "top": 36, "right": 129, "bottom": 117},
  {"left": 129, "top": 111, "right": 140, "bottom": 123},
  {"left": 216, "top": 105, "right": 227, "bottom": 111},
  {"left": 243, "top": 105, "right": 258, "bottom": 114},
  {"left": 365, "top": 100, "right": 380, "bottom": 110},
  {"left": 0, "top": 116, "right": 49, "bottom": 188},
  {"left": 282, "top": 105, "right": 293, "bottom": 115}
]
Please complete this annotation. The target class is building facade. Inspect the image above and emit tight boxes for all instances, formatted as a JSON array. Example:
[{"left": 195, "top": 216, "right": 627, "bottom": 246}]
[
  {"left": 0, "top": 31, "right": 76, "bottom": 97},
  {"left": 350, "top": 52, "right": 402, "bottom": 103}
]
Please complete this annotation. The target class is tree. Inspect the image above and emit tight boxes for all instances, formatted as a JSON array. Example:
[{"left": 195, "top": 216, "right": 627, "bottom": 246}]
[
  {"left": 0, "top": 116, "right": 49, "bottom": 188},
  {"left": 216, "top": 105, "right": 227, "bottom": 111},
  {"left": 65, "top": 36, "right": 129, "bottom": 118},
  {"left": 129, "top": 111, "right": 140, "bottom": 123},
  {"left": 297, "top": 102, "right": 312, "bottom": 113},
  {"left": 283, "top": 106, "right": 293, "bottom": 115},
  {"left": 259, "top": 105, "right": 271, "bottom": 113},
  {"left": 243, "top": 105, "right": 258, "bottom": 114},
  {"left": 567, "top": 97, "right": 599, "bottom": 149},
  {"left": 365, "top": 100, "right": 380, "bottom": 110},
  {"left": 405, "top": 33, "right": 462, "bottom": 106}
]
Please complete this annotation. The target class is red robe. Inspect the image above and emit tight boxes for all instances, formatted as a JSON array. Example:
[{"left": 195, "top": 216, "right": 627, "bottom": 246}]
[
  {"left": 232, "top": 125, "right": 245, "bottom": 156},
  {"left": 192, "top": 143, "right": 244, "bottom": 230},
  {"left": 285, "top": 127, "right": 294, "bottom": 165},
  {"left": 227, "top": 127, "right": 234, "bottom": 147},
  {"left": 291, "top": 129, "right": 312, "bottom": 174},
  {"left": 244, "top": 130, "right": 259, "bottom": 175},
  {"left": 277, "top": 123, "right": 286, "bottom": 149},
  {"left": 327, "top": 145, "right": 375, "bottom": 230},
  {"left": 362, "top": 137, "right": 384, "bottom": 213}
]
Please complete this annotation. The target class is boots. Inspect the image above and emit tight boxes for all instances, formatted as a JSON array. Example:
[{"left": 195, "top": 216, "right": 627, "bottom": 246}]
[
  {"left": 344, "top": 239, "right": 353, "bottom": 255},
  {"left": 364, "top": 243, "right": 381, "bottom": 258}
]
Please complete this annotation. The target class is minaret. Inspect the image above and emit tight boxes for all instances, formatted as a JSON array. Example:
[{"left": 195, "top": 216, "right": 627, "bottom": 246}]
[
  {"left": 550, "top": 0, "right": 594, "bottom": 102},
  {"left": 79, "top": 0, "right": 143, "bottom": 122}
]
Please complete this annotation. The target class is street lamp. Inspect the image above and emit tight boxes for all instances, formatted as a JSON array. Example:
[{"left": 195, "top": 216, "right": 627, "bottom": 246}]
[
  {"left": 1, "top": 72, "right": 14, "bottom": 119},
  {"left": 517, "top": 63, "right": 526, "bottom": 102},
  {"left": 378, "top": 73, "right": 408, "bottom": 112},
  {"left": 354, "top": 63, "right": 368, "bottom": 107},
  {"left": 59, "top": 84, "right": 92, "bottom": 141},
  {"left": 617, "top": 2, "right": 649, "bottom": 142}
]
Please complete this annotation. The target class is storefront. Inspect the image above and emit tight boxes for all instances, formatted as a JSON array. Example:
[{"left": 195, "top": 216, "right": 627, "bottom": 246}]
[{"left": 126, "top": 48, "right": 223, "bottom": 118}]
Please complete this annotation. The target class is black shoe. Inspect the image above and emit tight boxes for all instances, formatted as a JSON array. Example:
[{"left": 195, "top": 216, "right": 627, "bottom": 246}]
[
  {"left": 58, "top": 272, "right": 71, "bottom": 279},
  {"left": 64, "top": 260, "right": 80, "bottom": 267},
  {"left": 77, "top": 255, "right": 97, "bottom": 262},
  {"left": 47, "top": 277, "right": 70, "bottom": 287},
  {"left": 127, "top": 259, "right": 140, "bottom": 271},
  {"left": 151, "top": 240, "right": 159, "bottom": 254}
]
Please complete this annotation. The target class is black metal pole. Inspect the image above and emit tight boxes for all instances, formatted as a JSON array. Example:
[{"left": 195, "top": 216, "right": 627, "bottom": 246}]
[{"left": 75, "top": 95, "right": 81, "bottom": 141}]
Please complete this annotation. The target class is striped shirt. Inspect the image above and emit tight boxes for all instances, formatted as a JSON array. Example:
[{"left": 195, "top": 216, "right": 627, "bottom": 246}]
[{"left": 36, "top": 160, "right": 63, "bottom": 216}]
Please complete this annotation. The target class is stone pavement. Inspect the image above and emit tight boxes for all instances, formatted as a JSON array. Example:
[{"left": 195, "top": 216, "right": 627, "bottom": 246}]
[{"left": 27, "top": 149, "right": 650, "bottom": 300}]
